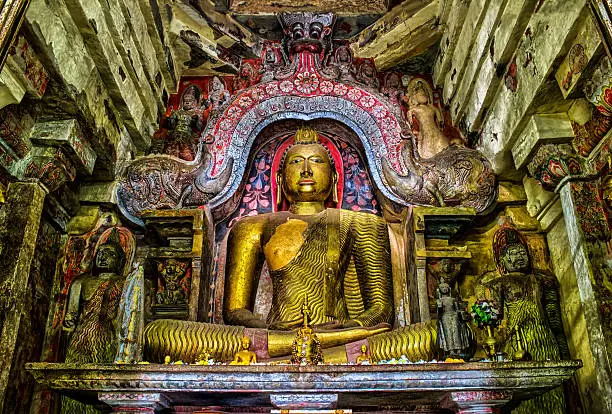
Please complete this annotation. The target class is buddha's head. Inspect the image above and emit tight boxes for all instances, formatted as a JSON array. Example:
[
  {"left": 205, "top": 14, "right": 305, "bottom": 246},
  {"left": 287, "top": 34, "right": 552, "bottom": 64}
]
[
  {"left": 94, "top": 228, "right": 126, "bottom": 274},
  {"left": 241, "top": 336, "right": 251, "bottom": 350},
  {"left": 277, "top": 126, "right": 337, "bottom": 206},
  {"left": 493, "top": 222, "right": 531, "bottom": 275}
]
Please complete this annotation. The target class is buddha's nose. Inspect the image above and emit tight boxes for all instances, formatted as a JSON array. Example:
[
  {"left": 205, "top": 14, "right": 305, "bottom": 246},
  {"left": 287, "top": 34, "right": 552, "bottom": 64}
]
[{"left": 301, "top": 159, "right": 312, "bottom": 176}]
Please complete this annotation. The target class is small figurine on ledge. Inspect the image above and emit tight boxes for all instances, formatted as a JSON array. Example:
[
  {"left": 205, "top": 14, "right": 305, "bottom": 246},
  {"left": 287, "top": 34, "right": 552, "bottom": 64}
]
[
  {"left": 230, "top": 336, "right": 257, "bottom": 365},
  {"left": 436, "top": 280, "right": 472, "bottom": 360},
  {"left": 290, "top": 297, "right": 323, "bottom": 366},
  {"left": 196, "top": 349, "right": 213, "bottom": 365},
  {"left": 355, "top": 344, "right": 370, "bottom": 365}
]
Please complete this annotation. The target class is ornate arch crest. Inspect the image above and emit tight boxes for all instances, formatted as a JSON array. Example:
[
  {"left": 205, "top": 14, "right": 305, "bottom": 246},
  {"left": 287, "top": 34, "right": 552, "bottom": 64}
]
[{"left": 206, "top": 51, "right": 408, "bottom": 208}]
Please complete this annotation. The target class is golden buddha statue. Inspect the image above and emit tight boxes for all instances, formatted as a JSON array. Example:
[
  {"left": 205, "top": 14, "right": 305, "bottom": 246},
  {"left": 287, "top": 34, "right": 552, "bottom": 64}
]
[
  {"left": 230, "top": 336, "right": 258, "bottom": 365},
  {"left": 144, "top": 126, "right": 437, "bottom": 364},
  {"left": 355, "top": 344, "right": 370, "bottom": 365}
]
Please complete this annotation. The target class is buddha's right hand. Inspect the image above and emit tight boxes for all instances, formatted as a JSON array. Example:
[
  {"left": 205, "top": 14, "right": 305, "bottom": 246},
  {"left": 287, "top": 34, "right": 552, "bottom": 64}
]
[{"left": 226, "top": 308, "right": 267, "bottom": 328}]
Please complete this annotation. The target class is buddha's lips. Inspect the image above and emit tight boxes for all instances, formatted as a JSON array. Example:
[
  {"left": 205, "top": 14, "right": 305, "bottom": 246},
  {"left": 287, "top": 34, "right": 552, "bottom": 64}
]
[{"left": 299, "top": 179, "right": 315, "bottom": 185}]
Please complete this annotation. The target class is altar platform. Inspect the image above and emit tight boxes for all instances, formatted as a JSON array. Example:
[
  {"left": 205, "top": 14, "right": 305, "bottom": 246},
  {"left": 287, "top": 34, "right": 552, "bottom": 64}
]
[{"left": 26, "top": 360, "right": 582, "bottom": 413}]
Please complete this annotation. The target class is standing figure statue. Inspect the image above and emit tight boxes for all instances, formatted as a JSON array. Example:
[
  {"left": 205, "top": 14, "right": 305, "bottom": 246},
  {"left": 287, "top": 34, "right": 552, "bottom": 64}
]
[
  {"left": 61, "top": 227, "right": 132, "bottom": 414},
  {"left": 436, "top": 280, "right": 471, "bottom": 359},
  {"left": 484, "top": 220, "right": 569, "bottom": 414},
  {"left": 151, "top": 84, "right": 204, "bottom": 161}
]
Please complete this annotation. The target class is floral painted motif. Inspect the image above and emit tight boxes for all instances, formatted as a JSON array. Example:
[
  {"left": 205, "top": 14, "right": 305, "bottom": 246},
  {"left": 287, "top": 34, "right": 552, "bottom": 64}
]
[
  {"left": 280, "top": 80, "right": 294, "bottom": 93},
  {"left": 294, "top": 72, "right": 319, "bottom": 94},
  {"left": 339, "top": 141, "right": 379, "bottom": 214}
]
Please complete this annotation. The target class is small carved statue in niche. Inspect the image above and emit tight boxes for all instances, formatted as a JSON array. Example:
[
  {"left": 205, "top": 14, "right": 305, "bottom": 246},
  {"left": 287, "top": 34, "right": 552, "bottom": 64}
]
[
  {"left": 259, "top": 46, "right": 281, "bottom": 83},
  {"left": 427, "top": 258, "right": 464, "bottom": 316},
  {"left": 207, "top": 76, "right": 230, "bottom": 111},
  {"left": 152, "top": 84, "right": 204, "bottom": 161},
  {"left": 483, "top": 221, "right": 568, "bottom": 413},
  {"left": 234, "top": 62, "right": 258, "bottom": 90},
  {"left": 436, "top": 280, "right": 472, "bottom": 359},
  {"left": 355, "top": 60, "right": 379, "bottom": 89},
  {"left": 61, "top": 228, "right": 131, "bottom": 414},
  {"left": 155, "top": 259, "right": 191, "bottom": 305},
  {"left": 380, "top": 72, "right": 403, "bottom": 105}
]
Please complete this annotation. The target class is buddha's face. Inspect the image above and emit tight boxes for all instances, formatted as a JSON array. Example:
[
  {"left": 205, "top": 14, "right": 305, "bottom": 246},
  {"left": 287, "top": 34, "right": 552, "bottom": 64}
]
[
  {"left": 281, "top": 143, "right": 334, "bottom": 204},
  {"left": 500, "top": 244, "right": 530, "bottom": 273},
  {"left": 95, "top": 244, "right": 122, "bottom": 273},
  {"left": 241, "top": 336, "right": 251, "bottom": 350}
]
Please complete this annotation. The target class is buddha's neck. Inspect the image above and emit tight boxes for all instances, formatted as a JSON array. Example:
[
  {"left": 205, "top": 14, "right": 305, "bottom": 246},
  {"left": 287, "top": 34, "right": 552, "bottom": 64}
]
[{"left": 289, "top": 201, "right": 325, "bottom": 215}]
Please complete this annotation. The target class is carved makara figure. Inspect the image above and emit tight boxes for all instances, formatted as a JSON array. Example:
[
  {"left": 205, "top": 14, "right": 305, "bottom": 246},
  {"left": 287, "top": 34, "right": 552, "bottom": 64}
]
[
  {"left": 144, "top": 126, "right": 438, "bottom": 363},
  {"left": 382, "top": 78, "right": 497, "bottom": 213},
  {"left": 483, "top": 222, "right": 568, "bottom": 413},
  {"left": 117, "top": 148, "right": 234, "bottom": 225},
  {"left": 150, "top": 84, "right": 204, "bottom": 161}
]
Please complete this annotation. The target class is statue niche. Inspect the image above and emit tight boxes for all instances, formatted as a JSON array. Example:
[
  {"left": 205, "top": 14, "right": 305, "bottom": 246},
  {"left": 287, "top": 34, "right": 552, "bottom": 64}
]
[
  {"left": 382, "top": 78, "right": 497, "bottom": 214},
  {"left": 144, "top": 126, "right": 439, "bottom": 364}
]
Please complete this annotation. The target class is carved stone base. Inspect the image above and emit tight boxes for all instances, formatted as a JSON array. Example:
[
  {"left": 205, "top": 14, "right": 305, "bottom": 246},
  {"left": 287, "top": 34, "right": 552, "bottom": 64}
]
[
  {"left": 270, "top": 393, "right": 338, "bottom": 409},
  {"left": 99, "top": 393, "right": 169, "bottom": 413},
  {"left": 441, "top": 391, "right": 512, "bottom": 413}
]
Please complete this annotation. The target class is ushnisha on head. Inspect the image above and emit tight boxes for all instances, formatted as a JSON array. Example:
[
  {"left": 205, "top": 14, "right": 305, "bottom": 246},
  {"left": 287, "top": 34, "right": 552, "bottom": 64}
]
[{"left": 276, "top": 126, "right": 338, "bottom": 209}]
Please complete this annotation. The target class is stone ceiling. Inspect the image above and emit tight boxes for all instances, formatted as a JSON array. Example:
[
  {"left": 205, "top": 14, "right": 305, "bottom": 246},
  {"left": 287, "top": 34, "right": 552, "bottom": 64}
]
[{"left": 167, "top": 0, "right": 443, "bottom": 77}]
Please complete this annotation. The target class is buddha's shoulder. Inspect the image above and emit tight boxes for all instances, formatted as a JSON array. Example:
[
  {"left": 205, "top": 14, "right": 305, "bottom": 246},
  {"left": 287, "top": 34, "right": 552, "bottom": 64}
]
[
  {"left": 231, "top": 212, "right": 291, "bottom": 229},
  {"left": 337, "top": 209, "right": 386, "bottom": 224}
]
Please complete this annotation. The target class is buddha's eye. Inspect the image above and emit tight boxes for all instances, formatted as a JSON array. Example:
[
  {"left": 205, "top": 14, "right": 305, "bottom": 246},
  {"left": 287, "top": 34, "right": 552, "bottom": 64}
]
[
  {"left": 309, "top": 156, "right": 324, "bottom": 163},
  {"left": 289, "top": 157, "right": 304, "bottom": 164}
]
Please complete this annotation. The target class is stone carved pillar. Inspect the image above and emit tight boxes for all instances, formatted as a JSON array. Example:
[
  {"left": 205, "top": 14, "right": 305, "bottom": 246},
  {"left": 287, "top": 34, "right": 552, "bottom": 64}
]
[
  {"left": 0, "top": 181, "right": 47, "bottom": 412},
  {"left": 0, "top": 0, "right": 31, "bottom": 70},
  {"left": 442, "top": 391, "right": 512, "bottom": 414},
  {"left": 99, "top": 393, "right": 169, "bottom": 413},
  {"left": 559, "top": 180, "right": 612, "bottom": 411}
]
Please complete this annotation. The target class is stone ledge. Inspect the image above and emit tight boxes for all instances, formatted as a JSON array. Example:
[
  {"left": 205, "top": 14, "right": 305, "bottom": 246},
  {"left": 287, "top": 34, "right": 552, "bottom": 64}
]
[{"left": 27, "top": 361, "right": 581, "bottom": 393}]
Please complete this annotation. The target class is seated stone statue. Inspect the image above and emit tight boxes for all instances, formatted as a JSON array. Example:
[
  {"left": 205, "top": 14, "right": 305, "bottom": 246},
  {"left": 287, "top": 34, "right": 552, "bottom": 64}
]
[{"left": 144, "top": 126, "right": 438, "bottom": 364}]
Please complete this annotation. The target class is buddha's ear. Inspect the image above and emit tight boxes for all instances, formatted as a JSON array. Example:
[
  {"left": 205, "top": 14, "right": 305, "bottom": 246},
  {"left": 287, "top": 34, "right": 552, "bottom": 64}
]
[
  {"left": 276, "top": 171, "right": 283, "bottom": 206},
  {"left": 332, "top": 172, "right": 338, "bottom": 204}
]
